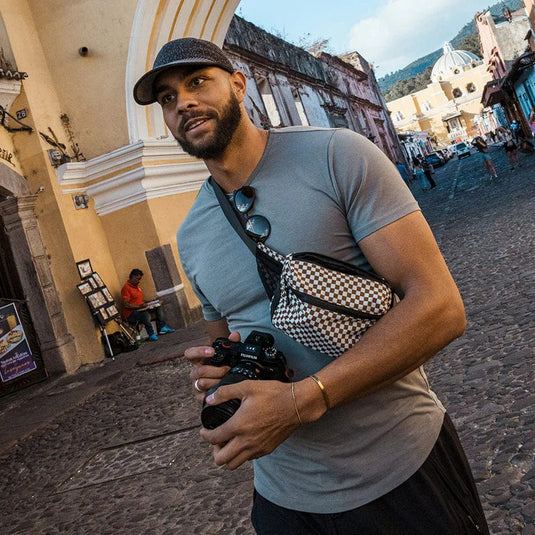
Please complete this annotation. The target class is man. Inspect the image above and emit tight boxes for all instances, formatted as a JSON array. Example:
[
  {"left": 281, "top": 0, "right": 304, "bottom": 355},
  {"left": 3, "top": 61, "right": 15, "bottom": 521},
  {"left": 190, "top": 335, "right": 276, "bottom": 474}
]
[
  {"left": 510, "top": 119, "right": 520, "bottom": 142},
  {"left": 419, "top": 154, "right": 437, "bottom": 189},
  {"left": 134, "top": 38, "right": 488, "bottom": 533},
  {"left": 503, "top": 130, "right": 521, "bottom": 170},
  {"left": 121, "top": 268, "right": 175, "bottom": 341}
]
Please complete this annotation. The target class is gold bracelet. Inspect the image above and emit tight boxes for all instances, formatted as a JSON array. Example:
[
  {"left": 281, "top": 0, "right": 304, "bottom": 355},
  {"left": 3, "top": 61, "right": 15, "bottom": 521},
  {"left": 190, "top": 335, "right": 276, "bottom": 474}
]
[
  {"left": 291, "top": 382, "right": 303, "bottom": 426},
  {"left": 309, "top": 374, "right": 331, "bottom": 411}
]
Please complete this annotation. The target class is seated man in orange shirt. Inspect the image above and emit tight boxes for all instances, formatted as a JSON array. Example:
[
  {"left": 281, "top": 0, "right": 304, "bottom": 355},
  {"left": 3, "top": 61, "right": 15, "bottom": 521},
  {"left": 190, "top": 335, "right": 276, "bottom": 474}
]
[{"left": 121, "top": 268, "right": 175, "bottom": 341}]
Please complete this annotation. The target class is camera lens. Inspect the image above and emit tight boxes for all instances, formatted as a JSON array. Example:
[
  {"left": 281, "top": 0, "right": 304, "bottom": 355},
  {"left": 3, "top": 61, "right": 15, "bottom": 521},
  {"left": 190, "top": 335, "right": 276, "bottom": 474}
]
[
  {"left": 200, "top": 372, "right": 249, "bottom": 429},
  {"left": 201, "top": 397, "right": 241, "bottom": 429}
]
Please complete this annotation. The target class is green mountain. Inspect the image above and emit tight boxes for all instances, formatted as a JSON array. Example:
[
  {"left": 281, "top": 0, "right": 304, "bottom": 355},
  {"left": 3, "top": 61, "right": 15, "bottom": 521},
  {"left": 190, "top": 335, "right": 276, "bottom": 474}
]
[{"left": 377, "top": 0, "right": 524, "bottom": 93}]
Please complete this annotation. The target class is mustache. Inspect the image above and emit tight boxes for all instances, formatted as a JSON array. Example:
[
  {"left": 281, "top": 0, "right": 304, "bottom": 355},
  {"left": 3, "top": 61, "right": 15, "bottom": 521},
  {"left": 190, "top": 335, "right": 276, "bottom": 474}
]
[{"left": 179, "top": 111, "right": 216, "bottom": 133}]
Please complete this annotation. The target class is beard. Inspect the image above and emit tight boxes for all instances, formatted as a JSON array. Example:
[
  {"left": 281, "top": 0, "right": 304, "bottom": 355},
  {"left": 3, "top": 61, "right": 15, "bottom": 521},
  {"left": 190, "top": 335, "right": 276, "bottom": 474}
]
[{"left": 174, "top": 91, "right": 242, "bottom": 160}]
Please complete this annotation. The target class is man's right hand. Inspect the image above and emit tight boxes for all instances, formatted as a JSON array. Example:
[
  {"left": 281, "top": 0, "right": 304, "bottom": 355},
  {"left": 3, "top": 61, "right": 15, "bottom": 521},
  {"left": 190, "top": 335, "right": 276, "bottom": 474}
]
[{"left": 184, "top": 331, "right": 240, "bottom": 402}]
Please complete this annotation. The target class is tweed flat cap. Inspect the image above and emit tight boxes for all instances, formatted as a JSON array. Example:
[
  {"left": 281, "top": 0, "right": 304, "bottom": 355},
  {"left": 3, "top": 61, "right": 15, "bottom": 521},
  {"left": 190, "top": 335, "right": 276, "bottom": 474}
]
[{"left": 133, "top": 38, "right": 235, "bottom": 105}]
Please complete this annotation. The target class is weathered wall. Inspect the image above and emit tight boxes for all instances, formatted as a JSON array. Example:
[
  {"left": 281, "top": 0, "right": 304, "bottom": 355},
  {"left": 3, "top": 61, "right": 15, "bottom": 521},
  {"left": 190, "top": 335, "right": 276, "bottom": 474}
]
[
  {"left": 27, "top": 0, "right": 137, "bottom": 159},
  {"left": 225, "top": 16, "right": 330, "bottom": 84},
  {"left": 224, "top": 16, "right": 400, "bottom": 159}
]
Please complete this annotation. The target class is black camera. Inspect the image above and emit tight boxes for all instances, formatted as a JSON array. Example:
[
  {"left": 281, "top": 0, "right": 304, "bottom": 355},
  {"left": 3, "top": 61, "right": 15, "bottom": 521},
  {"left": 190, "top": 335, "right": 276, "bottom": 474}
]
[{"left": 200, "top": 331, "right": 290, "bottom": 429}]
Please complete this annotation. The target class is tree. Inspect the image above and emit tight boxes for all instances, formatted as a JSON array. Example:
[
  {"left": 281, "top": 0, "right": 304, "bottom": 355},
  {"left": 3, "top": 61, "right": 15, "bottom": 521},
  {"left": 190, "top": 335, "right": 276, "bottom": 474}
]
[
  {"left": 382, "top": 66, "right": 433, "bottom": 101},
  {"left": 296, "top": 33, "right": 332, "bottom": 55},
  {"left": 457, "top": 34, "right": 482, "bottom": 58}
]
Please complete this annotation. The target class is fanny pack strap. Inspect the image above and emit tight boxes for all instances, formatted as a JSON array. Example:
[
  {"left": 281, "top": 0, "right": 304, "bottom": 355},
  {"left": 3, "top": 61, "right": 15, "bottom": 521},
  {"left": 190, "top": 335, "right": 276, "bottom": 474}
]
[
  {"left": 210, "top": 176, "right": 258, "bottom": 255},
  {"left": 210, "top": 177, "right": 282, "bottom": 299}
]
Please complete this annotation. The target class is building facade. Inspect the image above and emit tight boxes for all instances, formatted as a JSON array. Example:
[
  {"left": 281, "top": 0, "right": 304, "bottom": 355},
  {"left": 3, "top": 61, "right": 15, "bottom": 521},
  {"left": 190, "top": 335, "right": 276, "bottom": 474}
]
[
  {"left": 526, "top": 0, "right": 535, "bottom": 50},
  {"left": 224, "top": 16, "right": 402, "bottom": 162},
  {"left": 478, "top": 4, "right": 535, "bottom": 134},
  {"left": 476, "top": 6, "right": 531, "bottom": 79},
  {"left": 386, "top": 43, "right": 493, "bottom": 145},
  {"left": 0, "top": 1, "right": 402, "bottom": 392}
]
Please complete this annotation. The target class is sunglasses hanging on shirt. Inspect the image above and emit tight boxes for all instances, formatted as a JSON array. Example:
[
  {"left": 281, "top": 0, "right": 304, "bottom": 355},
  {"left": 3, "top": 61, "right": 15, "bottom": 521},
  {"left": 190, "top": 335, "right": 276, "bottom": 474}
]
[{"left": 233, "top": 186, "right": 271, "bottom": 242}]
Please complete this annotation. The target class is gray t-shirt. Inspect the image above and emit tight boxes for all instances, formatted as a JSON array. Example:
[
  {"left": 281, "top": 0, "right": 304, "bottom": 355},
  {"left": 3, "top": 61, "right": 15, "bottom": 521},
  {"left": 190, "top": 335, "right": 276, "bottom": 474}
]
[{"left": 177, "top": 127, "right": 445, "bottom": 513}]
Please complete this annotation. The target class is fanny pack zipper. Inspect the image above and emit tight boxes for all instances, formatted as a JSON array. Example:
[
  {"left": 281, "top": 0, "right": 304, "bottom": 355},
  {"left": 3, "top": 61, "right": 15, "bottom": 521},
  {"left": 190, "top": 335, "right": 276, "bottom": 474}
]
[
  {"left": 289, "top": 287, "right": 383, "bottom": 320},
  {"left": 291, "top": 253, "right": 389, "bottom": 285}
]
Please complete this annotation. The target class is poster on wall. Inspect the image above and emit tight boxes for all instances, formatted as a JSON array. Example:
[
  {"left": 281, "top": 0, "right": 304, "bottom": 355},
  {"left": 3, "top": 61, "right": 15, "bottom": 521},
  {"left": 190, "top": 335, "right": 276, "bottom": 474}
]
[{"left": 0, "top": 303, "right": 37, "bottom": 383}]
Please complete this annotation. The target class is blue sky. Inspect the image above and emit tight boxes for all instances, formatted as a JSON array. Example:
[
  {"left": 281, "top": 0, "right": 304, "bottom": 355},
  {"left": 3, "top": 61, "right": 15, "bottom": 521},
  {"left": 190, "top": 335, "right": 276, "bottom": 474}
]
[{"left": 236, "top": 0, "right": 500, "bottom": 76}]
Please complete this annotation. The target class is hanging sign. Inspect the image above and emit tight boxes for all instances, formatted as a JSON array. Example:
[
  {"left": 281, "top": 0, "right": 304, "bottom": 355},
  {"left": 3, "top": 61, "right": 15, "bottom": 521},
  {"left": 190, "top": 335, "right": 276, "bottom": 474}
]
[{"left": 0, "top": 303, "right": 37, "bottom": 382}]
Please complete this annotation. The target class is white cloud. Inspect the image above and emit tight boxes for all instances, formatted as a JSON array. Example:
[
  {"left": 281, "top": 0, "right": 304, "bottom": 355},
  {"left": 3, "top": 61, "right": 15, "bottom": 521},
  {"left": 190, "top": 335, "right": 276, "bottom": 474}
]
[{"left": 349, "top": 0, "right": 491, "bottom": 75}]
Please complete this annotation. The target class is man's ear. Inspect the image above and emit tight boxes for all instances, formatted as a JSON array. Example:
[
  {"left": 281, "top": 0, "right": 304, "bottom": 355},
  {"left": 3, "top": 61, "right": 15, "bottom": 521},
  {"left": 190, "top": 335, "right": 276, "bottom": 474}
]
[{"left": 229, "top": 70, "right": 247, "bottom": 102}]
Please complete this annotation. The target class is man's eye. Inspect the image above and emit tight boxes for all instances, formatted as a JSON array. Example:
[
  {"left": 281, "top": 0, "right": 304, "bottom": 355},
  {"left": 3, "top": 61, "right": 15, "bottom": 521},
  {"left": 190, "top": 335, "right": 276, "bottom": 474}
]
[
  {"left": 159, "top": 93, "right": 175, "bottom": 105},
  {"left": 191, "top": 77, "right": 205, "bottom": 87}
]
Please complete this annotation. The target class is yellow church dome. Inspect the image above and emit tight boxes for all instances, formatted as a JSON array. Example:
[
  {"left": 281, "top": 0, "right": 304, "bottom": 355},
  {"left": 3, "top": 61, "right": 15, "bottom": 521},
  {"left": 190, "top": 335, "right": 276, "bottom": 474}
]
[{"left": 431, "top": 42, "right": 481, "bottom": 82}]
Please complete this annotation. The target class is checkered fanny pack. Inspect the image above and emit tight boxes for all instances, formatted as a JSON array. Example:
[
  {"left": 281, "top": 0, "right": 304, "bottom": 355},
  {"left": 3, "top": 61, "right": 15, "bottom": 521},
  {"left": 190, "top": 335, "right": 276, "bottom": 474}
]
[
  {"left": 258, "top": 243, "right": 393, "bottom": 357},
  {"left": 211, "top": 178, "right": 394, "bottom": 358}
]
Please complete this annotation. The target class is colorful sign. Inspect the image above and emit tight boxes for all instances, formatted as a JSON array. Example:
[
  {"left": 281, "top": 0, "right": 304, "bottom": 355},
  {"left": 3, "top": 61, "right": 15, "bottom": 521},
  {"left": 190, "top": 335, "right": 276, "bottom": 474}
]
[{"left": 0, "top": 303, "right": 37, "bottom": 383}]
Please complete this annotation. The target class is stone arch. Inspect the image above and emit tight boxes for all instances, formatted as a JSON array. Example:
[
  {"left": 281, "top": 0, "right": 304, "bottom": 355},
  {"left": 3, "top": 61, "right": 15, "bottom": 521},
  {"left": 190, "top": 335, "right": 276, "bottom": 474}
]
[
  {"left": 0, "top": 164, "right": 78, "bottom": 375},
  {"left": 126, "top": 0, "right": 241, "bottom": 143},
  {"left": 0, "top": 162, "right": 31, "bottom": 198}
]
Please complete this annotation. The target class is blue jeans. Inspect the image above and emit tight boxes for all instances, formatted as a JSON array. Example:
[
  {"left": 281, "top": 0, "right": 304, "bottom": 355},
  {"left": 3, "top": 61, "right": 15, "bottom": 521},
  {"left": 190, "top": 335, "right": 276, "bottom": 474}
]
[
  {"left": 126, "top": 307, "right": 165, "bottom": 336},
  {"left": 251, "top": 414, "right": 488, "bottom": 534}
]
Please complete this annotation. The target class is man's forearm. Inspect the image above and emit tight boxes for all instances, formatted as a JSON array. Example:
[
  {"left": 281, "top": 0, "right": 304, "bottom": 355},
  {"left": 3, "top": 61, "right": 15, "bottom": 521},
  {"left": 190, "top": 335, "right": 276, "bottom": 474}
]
[
  {"left": 293, "top": 282, "right": 465, "bottom": 423},
  {"left": 290, "top": 211, "right": 466, "bottom": 421},
  {"left": 124, "top": 302, "right": 146, "bottom": 310}
]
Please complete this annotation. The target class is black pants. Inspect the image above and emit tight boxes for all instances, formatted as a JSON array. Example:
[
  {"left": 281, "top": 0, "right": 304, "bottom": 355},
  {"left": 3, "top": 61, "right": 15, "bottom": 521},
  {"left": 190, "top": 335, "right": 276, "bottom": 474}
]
[
  {"left": 424, "top": 170, "right": 437, "bottom": 188},
  {"left": 251, "top": 414, "right": 489, "bottom": 535}
]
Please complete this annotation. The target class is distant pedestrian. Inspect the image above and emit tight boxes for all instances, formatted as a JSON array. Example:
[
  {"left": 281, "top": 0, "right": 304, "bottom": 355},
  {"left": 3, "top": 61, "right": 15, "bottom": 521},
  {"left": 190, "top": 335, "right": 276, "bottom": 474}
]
[
  {"left": 503, "top": 133, "right": 521, "bottom": 170},
  {"left": 529, "top": 107, "right": 535, "bottom": 138},
  {"left": 472, "top": 136, "right": 497, "bottom": 179},
  {"left": 420, "top": 156, "right": 437, "bottom": 189},
  {"left": 413, "top": 162, "right": 428, "bottom": 191},
  {"left": 510, "top": 120, "right": 520, "bottom": 142},
  {"left": 395, "top": 161, "right": 410, "bottom": 184}
]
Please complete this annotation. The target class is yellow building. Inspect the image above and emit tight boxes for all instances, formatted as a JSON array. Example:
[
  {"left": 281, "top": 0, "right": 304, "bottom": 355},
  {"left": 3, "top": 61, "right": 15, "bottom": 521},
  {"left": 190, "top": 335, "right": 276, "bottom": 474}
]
[
  {"left": 387, "top": 43, "right": 493, "bottom": 145},
  {"left": 0, "top": 0, "right": 246, "bottom": 392}
]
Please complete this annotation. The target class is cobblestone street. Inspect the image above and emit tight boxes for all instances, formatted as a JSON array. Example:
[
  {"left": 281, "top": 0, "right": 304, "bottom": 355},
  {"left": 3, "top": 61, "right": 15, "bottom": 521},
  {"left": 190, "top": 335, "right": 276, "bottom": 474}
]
[{"left": 0, "top": 142, "right": 533, "bottom": 534}]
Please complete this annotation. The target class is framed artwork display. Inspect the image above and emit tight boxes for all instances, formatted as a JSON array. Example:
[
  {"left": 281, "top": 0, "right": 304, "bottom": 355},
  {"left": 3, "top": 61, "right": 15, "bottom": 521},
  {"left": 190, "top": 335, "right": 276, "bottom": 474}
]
[
  {"left": 101, "top": 288, "right": 114, "bottom": 302},
  {"left": 91, "top": 272, "right": 104, "bottom": 288},
  {"left": 76, "top": 259, "right": 93, "bottom": 280},
  {"left": 87, "top": 290, "right": 107, "bottom": 310},
  {"left": 77, "top": 281, "right": 93, "bottom": 296},
  {"left": 76, "top": 268, "right": 121, "bottom": 326}
]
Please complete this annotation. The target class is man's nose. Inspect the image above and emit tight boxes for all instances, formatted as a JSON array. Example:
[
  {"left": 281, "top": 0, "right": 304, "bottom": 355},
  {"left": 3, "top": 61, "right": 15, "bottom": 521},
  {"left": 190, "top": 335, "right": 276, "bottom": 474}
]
[{"left": 176, "top": 90, "right": 198, "bottom": 113}]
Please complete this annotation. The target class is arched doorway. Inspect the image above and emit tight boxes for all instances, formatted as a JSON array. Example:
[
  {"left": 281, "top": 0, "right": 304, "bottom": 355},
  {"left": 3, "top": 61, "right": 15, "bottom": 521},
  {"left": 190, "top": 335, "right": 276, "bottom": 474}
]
[
  {"left": 0, "top": 194, "right": 23, "bottom": 301},
  {"left": 0, "top": 163, "right": 77, "bottom": 394},
  {"left": 0, "top": 180, "right": 49, "bottom": 395},
  {"left": 126, "top": 0, "right": 241, "bottom": 143}
]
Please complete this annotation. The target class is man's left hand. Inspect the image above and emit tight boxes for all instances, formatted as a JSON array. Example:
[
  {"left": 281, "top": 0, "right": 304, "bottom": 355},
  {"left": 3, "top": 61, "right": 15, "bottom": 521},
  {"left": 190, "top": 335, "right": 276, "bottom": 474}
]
[{"left": 200, "top": 380, "right": 300, "bottom": 470}]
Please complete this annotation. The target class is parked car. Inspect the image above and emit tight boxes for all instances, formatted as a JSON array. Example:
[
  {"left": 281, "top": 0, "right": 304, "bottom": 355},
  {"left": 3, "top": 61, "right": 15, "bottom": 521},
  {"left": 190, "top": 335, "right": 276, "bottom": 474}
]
[
  {"left": 437, "top": 147, "right": 453, "bottom": 161},
  {"left": 426, "top": 152, "right": 446, "bottom": 167},
  {"left": 453, "top": 141, "right": 471, "bottom": 159}
]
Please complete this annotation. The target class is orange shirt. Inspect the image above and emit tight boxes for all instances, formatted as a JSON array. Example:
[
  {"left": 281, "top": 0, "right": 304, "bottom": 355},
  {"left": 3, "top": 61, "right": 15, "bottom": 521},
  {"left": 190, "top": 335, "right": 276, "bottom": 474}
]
[{"left": 121, "top": 281, "right": 144, "bottom": 319}]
